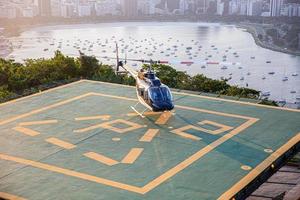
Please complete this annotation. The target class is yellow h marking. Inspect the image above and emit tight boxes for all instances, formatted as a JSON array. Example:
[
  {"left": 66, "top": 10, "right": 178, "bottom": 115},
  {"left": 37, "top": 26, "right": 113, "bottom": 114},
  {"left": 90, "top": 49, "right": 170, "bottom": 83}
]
[
  {"left": 121, "top": 148, "right": 144, "bottom": 164},
  {"left": 139, "top": 129, "right": 159, "bottom": 142},
  {"left": 84, "top": 152, "right": 119, "bottom": 166},
  {"left": 75, "top": 115, "right": 110, "bottom": 121},
  {"left": 13, "top": 126, "right": 40, "bottom": 137},
  {"left": 18, "top": 120, "right": 58, "bottom": 126},
  {"left": 0, "top": 192, "right": 27, "bottom": 200},
  {"left": 155, "top": 112, "right": 173, "bottom": 125},
  {"left": 45, "top": 138, "right": 76, "bottom": 149}
]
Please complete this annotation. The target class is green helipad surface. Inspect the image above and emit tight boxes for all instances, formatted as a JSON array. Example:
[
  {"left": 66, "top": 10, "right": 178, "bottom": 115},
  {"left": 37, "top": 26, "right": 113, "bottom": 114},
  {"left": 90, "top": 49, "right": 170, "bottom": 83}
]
[{"left": 0, "top": 80, "right": 299, "bottom": 200}]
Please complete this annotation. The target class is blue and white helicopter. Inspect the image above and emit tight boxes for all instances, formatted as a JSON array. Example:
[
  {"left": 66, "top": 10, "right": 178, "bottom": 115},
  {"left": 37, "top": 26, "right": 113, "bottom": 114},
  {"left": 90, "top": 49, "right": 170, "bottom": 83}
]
[{"left": 109, "top": 44, "right": 175, "bottom": 117}]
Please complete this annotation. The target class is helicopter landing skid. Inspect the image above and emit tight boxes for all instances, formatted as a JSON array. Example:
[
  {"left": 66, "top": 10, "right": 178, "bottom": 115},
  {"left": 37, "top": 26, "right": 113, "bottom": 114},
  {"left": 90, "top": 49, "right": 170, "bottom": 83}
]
[{"left": 130, "top": 102, "right": 148, "bottom": 118}]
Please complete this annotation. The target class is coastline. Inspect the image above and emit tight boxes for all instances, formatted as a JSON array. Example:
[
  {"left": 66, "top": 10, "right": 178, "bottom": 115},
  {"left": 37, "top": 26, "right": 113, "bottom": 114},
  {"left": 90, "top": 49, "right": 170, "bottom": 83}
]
[
  {"left": 237, "top": 22, "right": 300, "bottom": 56},
  {"left": 2, "top": 19, "right": 300, "bottom": 57}
]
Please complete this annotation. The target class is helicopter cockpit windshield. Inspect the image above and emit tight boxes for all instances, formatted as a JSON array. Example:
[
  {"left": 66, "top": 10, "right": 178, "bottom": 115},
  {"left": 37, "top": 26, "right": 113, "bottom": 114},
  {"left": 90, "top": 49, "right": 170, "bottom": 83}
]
[{"left": 149, "top": 86, "right": 172, "bottom": 102}]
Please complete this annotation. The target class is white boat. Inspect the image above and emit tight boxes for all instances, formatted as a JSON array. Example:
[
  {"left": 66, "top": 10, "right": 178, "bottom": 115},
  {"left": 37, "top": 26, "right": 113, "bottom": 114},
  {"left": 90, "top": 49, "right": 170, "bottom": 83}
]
[
  {"left": 282, "top": 76, "right": 288, "bottom": 81},
  {"left": 261, "top": 91, "right": 271, "bottom": 96},
  {"left": 292, "top": 73, "right": 298, "bottom": 76}
]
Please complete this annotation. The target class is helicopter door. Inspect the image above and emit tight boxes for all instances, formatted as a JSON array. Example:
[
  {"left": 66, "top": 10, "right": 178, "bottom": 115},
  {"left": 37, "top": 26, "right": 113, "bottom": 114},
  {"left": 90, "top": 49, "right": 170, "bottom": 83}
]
[{"left": 138, "top": 87, "right": 144, "bottom": 97}]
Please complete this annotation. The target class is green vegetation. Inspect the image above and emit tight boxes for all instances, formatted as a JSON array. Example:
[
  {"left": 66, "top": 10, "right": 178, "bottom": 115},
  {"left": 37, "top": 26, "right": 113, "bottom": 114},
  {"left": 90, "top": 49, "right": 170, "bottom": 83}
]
[
  {"left": 145, "top": 64, "right": 260, "bottom": 99},
  {"left": 265, "top": 24, "right": 300, "bottom": 51},
  {"left": 0, "top": 51, "right": 275, "bottom": 105}
]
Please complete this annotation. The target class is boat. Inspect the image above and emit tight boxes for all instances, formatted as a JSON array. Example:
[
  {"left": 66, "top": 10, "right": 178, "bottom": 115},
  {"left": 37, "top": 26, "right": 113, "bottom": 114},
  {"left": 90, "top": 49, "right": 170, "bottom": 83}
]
[
  {"left": 292, "top": 73, "right": 298, "bottom": 76},
  {"left": 201, "top": 65, "right": 206, "bottom": 69},
  {"left": 240, "top": 77, "right": 244, "bottom": 81},
  {"left": 268, "top": 72, "right": 275, "bottom": 75},
  {"left": 262, "top": 76, "right": 266, "bottom": 80},
  {"left": 290, "top": 91, "right": 296, "bottom": 94},
  {"left": 221, "top": 66, "right": 227, "bottom": 70},
  {"left": 266, "top": 61, "right": 271, "bottom": 63},
  {"left": 261, "top": 92, "right": 271, "bottom": 96},
  {"left": 278, "top": 100, "right": 286, "bottom": 104},
  {"left": 43, "top": 48, "right": 48, "bottom": 51},
  {"left": 282, "top": 77, "right": 288, "bottom": 81}
]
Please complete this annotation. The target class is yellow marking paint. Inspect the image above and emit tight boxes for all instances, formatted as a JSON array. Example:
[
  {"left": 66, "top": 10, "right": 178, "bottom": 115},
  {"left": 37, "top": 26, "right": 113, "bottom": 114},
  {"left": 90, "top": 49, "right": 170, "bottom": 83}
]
[
  {"left": 140, "top": 118, "right": 259, "bottom": 194},
  {"left": 74, "top": 119, "right": 143, "bottom": 134},
  {"left": 0, "top": 118, "right": 259, "bottom": 194},
  {"left": 74, "top": 123, "right": 103, "bottom": 133},
  {"left": 1, "top": 79, "right": 299, "bottom": 114},
  {"left": 170, "top": 125, "right": 202, "bottom": 141},
  {"left": 197, "top": 120, "right": 233, "bottom": 135},
  {"left": 84, "top": 80, "right": 300, "bottom": 112},
  {"left": 112, "top": 137, "right": 121, "bottom": 141},
  {"left": 121, "top": 148, "right": 144, "bottom": 164},
  {"left": 91, "top": 92, "right": 137, "bottom": 102},
  {"left": 218, "top": 133, "right": 300, "bottom": 200},
  {"left": 19, "top": 120, "right": 58, "bottom": 126},
  {"left": 12, "top": 126, "right": 40, "bottom": 137},
  {"left": 0, "top": 87, "right": 265, "bottom": 194},
  {"left": 84, "top": 152, "right": 119, "bottom": 166},
  {"left": 241, "top": 165, "right": 252, "bottom": 171},
  {"left": 176, "top": 105, "right": 253, "bottom": 120},
  {"left": 0, "top": 153, "right": 143, "bottom": 194},
  {"left": 99, "top": 119, "right": 143, "bottom": 134},
  {"left": 139, "top": 129, "right": 159, "bottom": 142},
  {"left": 0, "top": 192, "right": 27, "bottom": 200},
  {"left": 0, "top": 80, "right": 84, "bottom": 108},
  {"left": 0, "top": 93, "right": 92, "bottom": 126},
  {"left": 75, "top": 115, "right": 111, "bottom": 121},
  {"left": 45, "top": 138, "right": 76, "bottom": 149},
  {"left": 155, "top": 112, "right": 173, "bottom": 125}
]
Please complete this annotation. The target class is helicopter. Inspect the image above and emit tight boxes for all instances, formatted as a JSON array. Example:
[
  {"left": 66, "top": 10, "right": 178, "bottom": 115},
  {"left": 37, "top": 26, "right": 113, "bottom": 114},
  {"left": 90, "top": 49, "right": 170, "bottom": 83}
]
[
  {"left": 96, "top": 43, "right": 241, "bottom": 117},
  {"left": 110, "top": 43, "right": 175, "bottom": 117}
]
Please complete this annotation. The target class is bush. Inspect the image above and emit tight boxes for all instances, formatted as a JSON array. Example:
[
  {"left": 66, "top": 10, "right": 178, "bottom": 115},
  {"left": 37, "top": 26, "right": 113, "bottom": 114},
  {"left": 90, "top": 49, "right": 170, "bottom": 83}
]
[{"left": 0, "top": 51, "right": 263, "bottom": 104}]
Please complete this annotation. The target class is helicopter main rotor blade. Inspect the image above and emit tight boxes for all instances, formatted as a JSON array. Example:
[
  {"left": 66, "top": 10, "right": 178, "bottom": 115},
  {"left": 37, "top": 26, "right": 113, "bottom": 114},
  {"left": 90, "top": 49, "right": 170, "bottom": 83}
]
[{"left": 97, "top": 56, "right": 241, "bottom": 66}]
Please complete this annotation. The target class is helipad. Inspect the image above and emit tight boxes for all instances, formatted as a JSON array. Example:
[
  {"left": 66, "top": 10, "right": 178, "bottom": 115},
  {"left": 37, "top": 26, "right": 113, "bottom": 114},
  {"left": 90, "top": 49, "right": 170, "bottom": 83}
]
[{"left": 0, "top": 80, "right": 299, "bottom": 200}]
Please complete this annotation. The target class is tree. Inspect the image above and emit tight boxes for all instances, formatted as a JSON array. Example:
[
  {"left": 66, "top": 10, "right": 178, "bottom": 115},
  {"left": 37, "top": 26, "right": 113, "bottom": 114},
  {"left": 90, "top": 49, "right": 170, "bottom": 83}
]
[{"left": 78, "top": 52, "right": 100, "bottom": 78}]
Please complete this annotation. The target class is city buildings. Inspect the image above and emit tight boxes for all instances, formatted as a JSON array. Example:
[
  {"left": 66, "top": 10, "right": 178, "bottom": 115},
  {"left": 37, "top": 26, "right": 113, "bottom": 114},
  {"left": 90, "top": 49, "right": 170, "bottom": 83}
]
[
  {"left": 0, "top": 0, "right": 299, "bottom": 19},
  {"left": 121, "top": 0, "right": 138, "bottom": 16},
  {"left": 38, "top": 0, "right": 52, "bottom": 16}
]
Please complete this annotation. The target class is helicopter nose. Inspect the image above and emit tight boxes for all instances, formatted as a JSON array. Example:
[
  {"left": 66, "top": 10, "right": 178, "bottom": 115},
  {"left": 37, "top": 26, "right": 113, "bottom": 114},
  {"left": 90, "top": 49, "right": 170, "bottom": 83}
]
[{"left": 152, "top": 101, "right": 174, "bottom": 111}]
